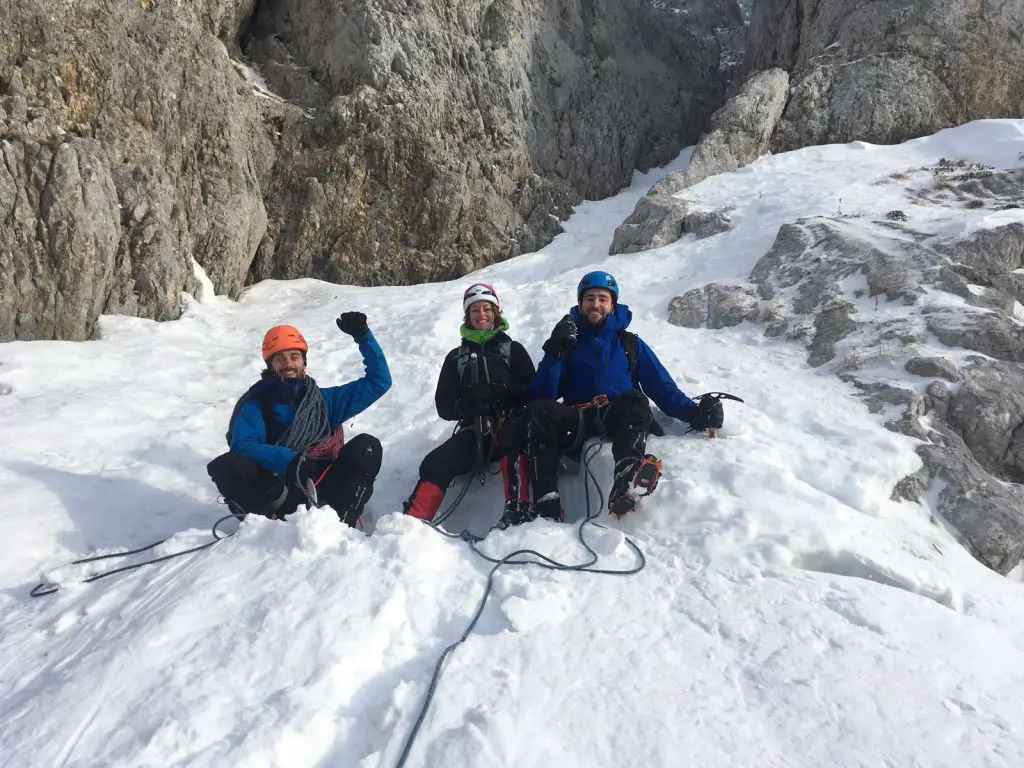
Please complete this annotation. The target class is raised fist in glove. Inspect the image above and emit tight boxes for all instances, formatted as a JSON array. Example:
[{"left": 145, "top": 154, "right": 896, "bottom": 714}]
[
  {"left": 542, "top": 314, "right": 578, "bottom": 356},
  {"left": 336, "top": 311, "right": 369, "bottom": 340},
  {"left": 688, "top": 397, "right": 725, "bottom": 432}
]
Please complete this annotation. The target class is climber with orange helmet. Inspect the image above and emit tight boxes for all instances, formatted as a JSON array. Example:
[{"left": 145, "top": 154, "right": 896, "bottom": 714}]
[
  {"left": 402, "top": 283, "right": 537, "bottom": 530},
  {"left": 206, "top": 312, "right": 392, "bottom": 526}
]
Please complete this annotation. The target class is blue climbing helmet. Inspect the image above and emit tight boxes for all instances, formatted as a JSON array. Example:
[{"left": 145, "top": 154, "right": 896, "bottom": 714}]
[{"left": 577, "top": 270, "right": 619, "bottom": 303}]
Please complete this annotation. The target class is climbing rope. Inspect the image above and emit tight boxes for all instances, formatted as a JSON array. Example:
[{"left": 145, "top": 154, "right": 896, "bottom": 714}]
[
  {"left": 29, "top": 514, "right": 238, "bottom": 598},
  {"left": 393, "top": 440, "right": 647, "bottom": 768}
]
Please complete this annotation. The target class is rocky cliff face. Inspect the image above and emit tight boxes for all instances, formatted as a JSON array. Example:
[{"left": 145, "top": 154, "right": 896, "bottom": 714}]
[
  {"left": 617, "top": 0, "right": 1024, "bottom": 253},
  {"left": 669, "top": 165, "right": 1024, "bottom": 574},
  {"left": 0, "top": 0, "right": 274, "bottom": 341},
  {"left": 0, "top": 0, "right": 742, "bottom": 340},
  {"left": 747, "top": 0, "right": 1024, "bottom": 152}
]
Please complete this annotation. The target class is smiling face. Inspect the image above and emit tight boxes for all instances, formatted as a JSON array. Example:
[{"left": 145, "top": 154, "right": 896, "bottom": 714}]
[
  {"left": 467, "top": 300, "right": 497, "bottom": 330},
  {"left": 269, "top": 349, "right": 306, "bottom": 379},
  {"left": 579, "top": 288, "right": 614, "bottom": 326}
]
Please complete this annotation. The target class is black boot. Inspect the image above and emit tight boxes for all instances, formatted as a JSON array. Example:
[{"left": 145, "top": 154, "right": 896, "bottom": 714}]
[
  {"left": 494, "top": 498, "right": 534, "bottom": 530},
  {"left": 533, "top": 492, "right": 564, "bottom": 522},
  {"left": 332, "top": 482, "right": 373, "bottom": 528}
]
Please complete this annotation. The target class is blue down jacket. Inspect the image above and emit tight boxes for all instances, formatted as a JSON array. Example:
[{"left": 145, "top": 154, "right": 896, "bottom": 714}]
[
  {"left": 529, "top": 303, "right": 698, "bottom": 423},
  {"left": 229, "top": 331, "right": 392, "bottom": 474}
]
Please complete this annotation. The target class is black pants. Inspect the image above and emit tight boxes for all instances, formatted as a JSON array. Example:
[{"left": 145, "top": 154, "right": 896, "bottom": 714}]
[
  {"left": 419, "top": 421, "right": 528, "bottom": 502},
  {"left": 207, "top": 433, "right": 383, "bottom": 527},
  {"left": 419, "top": 428, "right": 486, "bottom": 489},
  {"left": 525, "top": 390, "right": 652, "bottom": 503}
]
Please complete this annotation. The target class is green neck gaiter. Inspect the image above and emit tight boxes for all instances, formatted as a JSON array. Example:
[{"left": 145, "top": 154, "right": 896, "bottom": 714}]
[{"left": 460, "top": 316, "right": 509, "bottom": 344}]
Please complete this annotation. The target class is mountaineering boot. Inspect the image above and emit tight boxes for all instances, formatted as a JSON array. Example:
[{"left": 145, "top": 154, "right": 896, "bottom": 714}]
[
  {"left": 533, "top": 491, "right": 564, "bottom": 523},
  {"left": 608, "top": 454, "right": 662, "bottom": 519},
  {"left": 494, "top": 498, "right": 534, "bottom": 530},
  {"left": 404, "top": 480, "right": 445, "bottom": 522},
  {"left": 334, "top": 482, "right": 373, "bottom": 528}
]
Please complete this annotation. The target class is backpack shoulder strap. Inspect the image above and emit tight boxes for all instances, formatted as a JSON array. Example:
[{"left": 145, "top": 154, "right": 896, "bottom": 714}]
[
  {"left": 497, "top": 338, "right": 512, "bottom": 363},
  {"left": 225, "top": 381, "right": 276, "bottom": 447},
  {"left": 617, "top": 330, "right": 640, "bottom": 389},
  {"left": 455, "top": 341, "right": 472, "bottom": 381},
  {"left": 456, "top": 338, "right": 513, "bottom": 380}
]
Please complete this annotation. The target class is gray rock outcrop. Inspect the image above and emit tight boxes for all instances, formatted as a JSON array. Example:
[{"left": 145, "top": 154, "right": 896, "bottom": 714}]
[
  {"left": 610, "top": 196, "right": 694, "bottom": 255},
  {"left": 670, "top": 167, "right": 1024, "bottom": 574},
  {"left": 1, "top": 0, "right": 744, "bottom": 340},
  {"left": 0, "top": 1, "right": 273, "bottom": 340},
  {"left": 650, "top": 68, "right": 790, "bottom": 196},
  {"left": 746, "top": 0, "right": 1024, "bottom": 152}
]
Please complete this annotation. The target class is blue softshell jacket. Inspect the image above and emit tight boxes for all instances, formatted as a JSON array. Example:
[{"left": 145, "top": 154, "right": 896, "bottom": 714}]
[
  {"left": 529, "top": 303, "right": 697, "bottom": 423},
  {"left": 230, "top": 331, "right": 392, "bottom": 475}
]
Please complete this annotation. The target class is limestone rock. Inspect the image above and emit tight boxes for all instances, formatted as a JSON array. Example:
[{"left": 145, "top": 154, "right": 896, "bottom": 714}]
[
  {"left": 0, "top": 138, "right": 120, "bottom": 340},
  {"left": 609, "top": 195, "right": 691, "bottom": 255},
  {"left": 946, "top": 360, "right": 1024, "bottom": 484},
  {"left": 905, "top": 356, "right": 958, "bottom": 382},
  {"left": 747, "top": 0, "right": 1024, "bottom": 151},
  {"left": 650, "top": 68, "right": 790, "bottom": 196},
  {"left": 1, "top": 0, "right": 744, "bottom": 340}
]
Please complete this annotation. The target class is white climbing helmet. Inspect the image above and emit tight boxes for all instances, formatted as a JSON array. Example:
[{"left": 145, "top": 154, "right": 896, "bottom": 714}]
[{"left": 462, "top": 283, "right": 501, "bottom": 314}]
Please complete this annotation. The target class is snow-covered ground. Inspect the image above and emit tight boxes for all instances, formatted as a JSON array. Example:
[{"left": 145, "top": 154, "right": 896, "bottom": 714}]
[{"left": 2, "top": 121, "right": 1024, "bottom": 768}]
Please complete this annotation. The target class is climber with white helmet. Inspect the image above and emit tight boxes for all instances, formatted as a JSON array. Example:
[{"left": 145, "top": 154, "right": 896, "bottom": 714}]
[{"left": 403, "top": 283, "right": 537, "bottom": 530}]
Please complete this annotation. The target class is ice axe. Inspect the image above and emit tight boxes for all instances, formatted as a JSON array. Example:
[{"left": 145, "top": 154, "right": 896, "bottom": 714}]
[{"left": 693, "top": 391, "right": 744, "bottom": 438}]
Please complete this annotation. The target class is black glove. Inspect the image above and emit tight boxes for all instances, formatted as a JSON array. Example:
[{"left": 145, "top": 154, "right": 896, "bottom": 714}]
[
  {"left": 336, "top": 311, "right": 369, "bottom": 340},
  {"left": 285, "top": 454, "right": 327, "bottom": 506},
  {"left": 688, "top": 397, "right": 725, "bottom": 432},
  {"left": 542, "top": 314, "right": 577, "bottom": 356}
]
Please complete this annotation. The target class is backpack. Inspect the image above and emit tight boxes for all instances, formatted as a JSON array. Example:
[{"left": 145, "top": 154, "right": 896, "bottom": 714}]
[{"left": 456, "top": 337, "right": 513, "bottom": 383}]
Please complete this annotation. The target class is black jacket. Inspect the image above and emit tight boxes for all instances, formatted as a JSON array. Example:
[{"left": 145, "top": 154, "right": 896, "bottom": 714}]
[{"left": 435, "top": 333, "right": 536, "bottom": 422}]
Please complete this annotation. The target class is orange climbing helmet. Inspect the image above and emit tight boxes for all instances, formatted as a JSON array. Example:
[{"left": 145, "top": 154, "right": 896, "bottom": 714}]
[{"left": 262, "top": 324, "right": 308, "bottom": 363}]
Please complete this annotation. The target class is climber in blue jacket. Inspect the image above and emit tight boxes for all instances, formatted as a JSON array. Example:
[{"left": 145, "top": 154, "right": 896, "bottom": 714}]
[
  {"left": 208, "top": 313, "right": 391, "bottom": 526},
  {"left": 527, "top": 270, "right": 724, "bottom": 519}
]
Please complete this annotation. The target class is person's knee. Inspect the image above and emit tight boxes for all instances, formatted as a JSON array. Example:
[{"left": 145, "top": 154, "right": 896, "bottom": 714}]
[
  {"left": 207, "top": 451, "right": 253, "bottom": 483},
  {"left": 526, "top": 398, "right": 561, "bottom": 422},
  {"left": 526, "top": 399, "right": 576, "bottom": 445},
  {"left": 609, "top": 391, "right": 652, "bottom": 426},
  {"left": 419, "top": 449, "right": 449, "bottom": 487},
  {"left": 346, "top": 433, "right": 383, "bottom": 477},
  {"left": 617, "top": 389, "right": 651, "bottom": 411}
]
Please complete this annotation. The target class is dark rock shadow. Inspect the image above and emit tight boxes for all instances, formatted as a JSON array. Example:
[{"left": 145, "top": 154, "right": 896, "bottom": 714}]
[{"left": 4, "top": 460, "right": 217, "bottom": 556}]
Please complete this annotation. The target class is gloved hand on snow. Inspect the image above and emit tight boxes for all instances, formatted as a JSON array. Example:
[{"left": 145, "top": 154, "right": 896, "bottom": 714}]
[{"left": 688, "top": 396, "right": 724, "bottom": 432}]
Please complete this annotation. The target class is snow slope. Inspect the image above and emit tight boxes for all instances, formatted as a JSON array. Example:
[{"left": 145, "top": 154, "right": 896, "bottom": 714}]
[{"left": 2, "top": 122, "right": 1024, "bottom": 768}]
